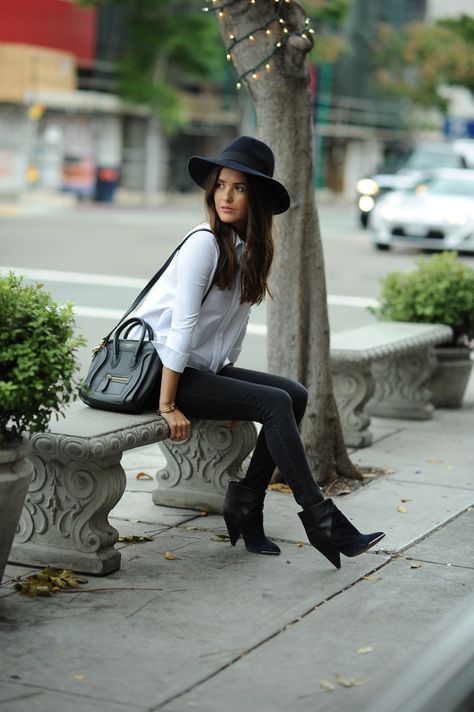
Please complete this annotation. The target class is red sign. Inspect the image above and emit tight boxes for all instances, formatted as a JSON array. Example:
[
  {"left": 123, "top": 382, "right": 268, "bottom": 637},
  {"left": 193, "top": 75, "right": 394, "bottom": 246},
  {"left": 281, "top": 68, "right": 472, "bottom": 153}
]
[{"left": 0, "top": 0, "right": 96, "bottom": 67}]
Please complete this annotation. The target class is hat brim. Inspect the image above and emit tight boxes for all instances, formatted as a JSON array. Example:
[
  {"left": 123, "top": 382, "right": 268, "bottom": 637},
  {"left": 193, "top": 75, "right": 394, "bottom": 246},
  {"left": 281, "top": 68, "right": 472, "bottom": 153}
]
[{"left": 188, "top": 156, "right": 290, "bottom": 215}]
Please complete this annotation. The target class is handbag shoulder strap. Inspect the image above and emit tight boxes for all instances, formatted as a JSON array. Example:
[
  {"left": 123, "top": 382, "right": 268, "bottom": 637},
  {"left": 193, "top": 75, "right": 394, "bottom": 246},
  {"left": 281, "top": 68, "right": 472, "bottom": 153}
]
[{"left": 99, "top": 227, "right": 215, "bottom": 344}]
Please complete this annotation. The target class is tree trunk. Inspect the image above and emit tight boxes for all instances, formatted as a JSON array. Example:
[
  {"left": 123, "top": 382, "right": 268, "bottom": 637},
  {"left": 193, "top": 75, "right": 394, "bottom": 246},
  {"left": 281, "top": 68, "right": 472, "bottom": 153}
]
[{"left": 215, "top": 0, "right": 359, "bottom": 484}]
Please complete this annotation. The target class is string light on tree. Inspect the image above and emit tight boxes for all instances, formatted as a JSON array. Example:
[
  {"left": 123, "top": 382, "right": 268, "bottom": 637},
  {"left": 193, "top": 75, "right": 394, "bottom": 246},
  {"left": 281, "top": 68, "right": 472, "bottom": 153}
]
[{"left": 205, "top": 0, "right": 316, "bottom": 90}]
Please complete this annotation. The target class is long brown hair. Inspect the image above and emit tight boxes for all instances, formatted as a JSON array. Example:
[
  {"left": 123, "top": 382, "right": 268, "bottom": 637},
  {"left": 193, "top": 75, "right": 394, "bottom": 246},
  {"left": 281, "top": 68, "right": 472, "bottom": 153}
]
[{"left": 204, "top": 167, "right": 274, "bottom": 305}]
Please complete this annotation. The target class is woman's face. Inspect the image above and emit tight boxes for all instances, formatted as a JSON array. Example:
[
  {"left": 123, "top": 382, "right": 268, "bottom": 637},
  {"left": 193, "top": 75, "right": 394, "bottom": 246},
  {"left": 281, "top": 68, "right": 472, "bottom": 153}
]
[{"left": 214, "top": 167, "right": 248, "bottom": 233}]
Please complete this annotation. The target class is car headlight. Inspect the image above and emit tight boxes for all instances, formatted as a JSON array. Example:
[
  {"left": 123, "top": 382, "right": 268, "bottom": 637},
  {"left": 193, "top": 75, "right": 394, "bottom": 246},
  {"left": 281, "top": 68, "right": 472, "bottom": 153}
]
[
  {"left": 359, "top": 195, "right": 375, "bottom": 212},
  {"left": 378, "top": 204, "right": 396, "bottom": 220},
  {"left": 357, "top": 178, "right": 379, "bottom": 196},
  {"left": 447, "top": 210, "right": 471, "bottom": 226}
]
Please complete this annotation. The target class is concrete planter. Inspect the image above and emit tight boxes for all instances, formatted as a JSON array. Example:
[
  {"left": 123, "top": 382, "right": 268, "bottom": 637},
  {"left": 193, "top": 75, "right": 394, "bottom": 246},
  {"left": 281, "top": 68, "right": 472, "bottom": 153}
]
[
  {"left": 428, "top": 346, "right": 473, "bottom": 408},
  {"left": 0, "top": 439, "right": 34, "bottom": 584}
]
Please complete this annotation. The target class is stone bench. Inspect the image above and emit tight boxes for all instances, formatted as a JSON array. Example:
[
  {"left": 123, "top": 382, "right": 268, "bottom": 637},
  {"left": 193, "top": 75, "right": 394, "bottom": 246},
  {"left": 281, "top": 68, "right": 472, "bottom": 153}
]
[
  {"left": 11, "top": 404, "right": 256, "bottom": 575},
  {"left": 331, "top": 322, "right": 453, "bottom": 448}
]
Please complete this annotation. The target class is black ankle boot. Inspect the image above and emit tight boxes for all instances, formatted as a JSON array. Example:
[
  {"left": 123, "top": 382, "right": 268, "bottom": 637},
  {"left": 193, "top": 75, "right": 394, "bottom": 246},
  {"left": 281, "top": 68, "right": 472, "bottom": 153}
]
[
  {"left": 223, "top": 481, "right": 281, "bottom": 555},
  {"left": 299, "top": 499, "right": 384, "bottom": 569}
]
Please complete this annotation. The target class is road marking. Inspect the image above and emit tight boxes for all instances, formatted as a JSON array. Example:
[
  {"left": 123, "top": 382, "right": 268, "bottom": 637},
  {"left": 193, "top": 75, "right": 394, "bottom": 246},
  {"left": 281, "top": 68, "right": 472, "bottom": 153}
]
[
  {"left": 0, "top": 266, "right": 144, "bottom": 289},
  {"left": 2, "top": 266, "right": 380, "bottom": 319}
]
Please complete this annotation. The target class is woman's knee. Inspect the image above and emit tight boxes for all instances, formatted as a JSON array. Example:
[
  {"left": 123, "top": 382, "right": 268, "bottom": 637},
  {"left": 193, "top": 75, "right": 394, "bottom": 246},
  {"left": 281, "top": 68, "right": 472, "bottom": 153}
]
[{"left": 284, "top": 379, "right": 308, "bottom": 415}]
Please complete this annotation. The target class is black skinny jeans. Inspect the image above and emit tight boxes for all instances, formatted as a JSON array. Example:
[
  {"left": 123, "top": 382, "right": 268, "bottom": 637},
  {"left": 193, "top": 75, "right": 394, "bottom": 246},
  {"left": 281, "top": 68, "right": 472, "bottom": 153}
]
[{"left": 174, "top": 365, "right": 324, "bottom": 509}]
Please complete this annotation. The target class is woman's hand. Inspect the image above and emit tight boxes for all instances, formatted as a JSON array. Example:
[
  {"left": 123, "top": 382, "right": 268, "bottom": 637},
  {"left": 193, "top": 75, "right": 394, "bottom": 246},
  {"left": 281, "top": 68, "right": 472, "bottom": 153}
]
[{"left": 160, "top": 408, "right": 192, "bottom": 442}]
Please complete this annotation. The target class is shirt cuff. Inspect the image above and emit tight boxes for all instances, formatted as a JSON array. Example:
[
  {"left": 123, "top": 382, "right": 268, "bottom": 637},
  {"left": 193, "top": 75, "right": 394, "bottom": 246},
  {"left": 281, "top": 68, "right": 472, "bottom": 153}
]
[{"left": 153, "top": 341, "right": 189, "bottom": 373}]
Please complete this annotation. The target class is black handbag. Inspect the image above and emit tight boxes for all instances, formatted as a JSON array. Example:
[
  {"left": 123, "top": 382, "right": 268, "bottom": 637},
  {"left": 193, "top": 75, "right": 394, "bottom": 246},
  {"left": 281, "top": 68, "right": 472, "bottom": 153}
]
[
  {"left": 79, "top": 227, "right": 213, "bottom": 414},
  {"left": 79, "top": 317, "right": 162, "bottom": 414}
]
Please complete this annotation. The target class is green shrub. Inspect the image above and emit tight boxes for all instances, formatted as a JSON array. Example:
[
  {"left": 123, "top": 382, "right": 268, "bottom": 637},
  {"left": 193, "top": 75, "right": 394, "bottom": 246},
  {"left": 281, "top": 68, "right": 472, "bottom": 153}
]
[
  {"left": 0, "top": 273, "right": 85, "bottom": 447},
  {"left": 372, "top": 252, "right": 474, "bottom": 345}
]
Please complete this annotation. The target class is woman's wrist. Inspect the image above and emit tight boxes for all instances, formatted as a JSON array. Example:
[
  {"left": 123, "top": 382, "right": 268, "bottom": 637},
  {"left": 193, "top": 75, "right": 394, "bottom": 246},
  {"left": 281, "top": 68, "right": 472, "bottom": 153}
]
[{"left": 157, "top": 403, "right": 176, "bottom": 415}]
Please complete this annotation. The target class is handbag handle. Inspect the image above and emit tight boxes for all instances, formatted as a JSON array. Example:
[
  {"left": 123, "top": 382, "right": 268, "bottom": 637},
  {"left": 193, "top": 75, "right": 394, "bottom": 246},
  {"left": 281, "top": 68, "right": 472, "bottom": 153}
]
[
  {"left": 112, "top": 318, "right": 153, "bottom": 368},
  {"left": 121, "top": 320, "right": 154, "bottom": 340}
]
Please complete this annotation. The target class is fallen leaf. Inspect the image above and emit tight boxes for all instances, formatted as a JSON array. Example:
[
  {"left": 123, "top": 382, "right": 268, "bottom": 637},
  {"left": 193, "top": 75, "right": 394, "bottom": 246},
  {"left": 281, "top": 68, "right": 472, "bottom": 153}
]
[
  {"left": 199, "top": 511, "right": 209, "bottom": 517},
  {"left": 136, "top": 471, "right": 153, "bottom": 480},
  {"left": 14, "top": 567, "right": 88, "bottom": 598},
  {"left": 335, "top": 673, "right": 368, "bottom": 688},
  {"left": 427, "top": 459, "right": 442, "bottom": 464},
  {"left": 296, "top": 542, "right": 305, "bottom": 548},
  {"left": 73, "top": 675, "right": 86, "bottom": 682},
  {"left": 385, "top": 468, "right": 396, "bottom": 475},
  {"left": 319, "top": 680, "right": 335, "bottom": 692},
  {"left": 356, "top": 646, "right": 374, "bottom": 655},
  {"left": 335, "top": 673, "right": 353, "bottom": 688},
  {"left": 397, "top": 505, "right": 408, "bottom": 513},
  {"left": 214, "top": 533, "right": 230, "bottom": 540},
  {"left": 410, "top": 562, "right": 422, "bottom": 569},
  {"left": 164, "top": 551, "right": 177, "bottom": 560},
  {"left": 267, "top": 483, "right": 292, "bottom": 494},
  {"left": 362, "top": 575, "right": 382, "bottom": 582},
  {"left": 118, "top": 535, "right": 153, "bottom": 544},
  {"left": 401, "top": 497, "right": 412, "bottom": 503}
]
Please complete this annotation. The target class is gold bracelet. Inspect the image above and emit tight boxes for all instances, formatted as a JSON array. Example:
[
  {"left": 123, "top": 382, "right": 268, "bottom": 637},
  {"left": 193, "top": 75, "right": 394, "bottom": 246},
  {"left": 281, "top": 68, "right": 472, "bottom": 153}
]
[{"left": 157, "top": 404, "right": 176, "bottom": 415}]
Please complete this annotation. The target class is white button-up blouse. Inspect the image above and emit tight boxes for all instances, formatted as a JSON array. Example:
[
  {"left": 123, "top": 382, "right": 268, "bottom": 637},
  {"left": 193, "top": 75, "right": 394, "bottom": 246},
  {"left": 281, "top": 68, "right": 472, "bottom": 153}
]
[{"left": 130, "top": 224, "right": 250, "bottom": 374}]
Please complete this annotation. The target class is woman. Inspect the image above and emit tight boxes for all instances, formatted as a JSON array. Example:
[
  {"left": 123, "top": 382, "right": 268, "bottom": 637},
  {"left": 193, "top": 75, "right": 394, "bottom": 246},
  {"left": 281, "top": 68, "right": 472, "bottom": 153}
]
[{"left": 133, "top": 136, "right": 384, "bottom": 569}]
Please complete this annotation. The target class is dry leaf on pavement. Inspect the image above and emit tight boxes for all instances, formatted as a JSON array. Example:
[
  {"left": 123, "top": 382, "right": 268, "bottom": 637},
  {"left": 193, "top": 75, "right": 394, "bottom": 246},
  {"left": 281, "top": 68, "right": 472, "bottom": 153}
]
[
  {"left": 267, "top": 483, "right": 292, "bottom": 494},
  {"left": 335, "top": 673, "right": 368, "bottom": 688},
  {"left": 362, "top": 575, "right": 382, "bottom": 582},
  {"left": 356, "top": 646, "right": 374, "bottom": 655},
  {"left": 136, "top": 472, "right": 153, "bottom": 480},
  {"left": 164, "top": 551, "right": 177, "bottom": 560},
  {"left": 320, "top": 680, "right": 335, "bottom": 692},
  {"left": 397, "top": 505, "right": 408, "bottom": 513}
]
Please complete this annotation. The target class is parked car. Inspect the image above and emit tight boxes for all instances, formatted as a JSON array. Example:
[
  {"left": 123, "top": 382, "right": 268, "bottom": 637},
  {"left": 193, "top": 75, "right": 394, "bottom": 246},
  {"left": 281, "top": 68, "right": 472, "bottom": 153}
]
[
  {"left": 370, "top": 168, "right": 474, "bottom": 252},
  {"left": 357, "top": 142, "right": 468, "bottom": 228}
]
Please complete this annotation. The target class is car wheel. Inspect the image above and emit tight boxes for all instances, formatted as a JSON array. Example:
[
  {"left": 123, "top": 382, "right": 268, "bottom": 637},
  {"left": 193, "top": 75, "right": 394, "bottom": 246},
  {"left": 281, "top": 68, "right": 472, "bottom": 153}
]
[{"left": 375, "top": 243, "right": 390, "bottom": 251}]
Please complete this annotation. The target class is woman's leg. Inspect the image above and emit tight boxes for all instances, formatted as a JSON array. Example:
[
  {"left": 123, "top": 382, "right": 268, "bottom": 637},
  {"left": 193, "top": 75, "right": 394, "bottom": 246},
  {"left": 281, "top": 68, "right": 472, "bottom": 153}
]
[
  {"left": 218, "top": 365, "right": 308, "bottom": 492},
  {"left": 175, "top": 366, "right": 323, "bottom": 509}
]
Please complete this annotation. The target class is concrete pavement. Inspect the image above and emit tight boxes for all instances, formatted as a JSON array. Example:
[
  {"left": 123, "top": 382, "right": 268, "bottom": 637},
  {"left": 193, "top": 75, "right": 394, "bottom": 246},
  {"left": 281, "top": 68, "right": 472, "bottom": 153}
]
[{"left": 1, "top": 372, "right": 473, "bottom": 712}]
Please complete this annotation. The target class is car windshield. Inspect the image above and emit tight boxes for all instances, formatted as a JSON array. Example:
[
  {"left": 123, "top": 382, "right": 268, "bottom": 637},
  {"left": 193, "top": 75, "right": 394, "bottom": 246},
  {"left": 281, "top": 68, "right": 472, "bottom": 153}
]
[
  {"left": 404, "top": 152, "right": 461, "bottom": 170},
  {"left": 422, "top": 178, "right": 474, "bottom": 197}
]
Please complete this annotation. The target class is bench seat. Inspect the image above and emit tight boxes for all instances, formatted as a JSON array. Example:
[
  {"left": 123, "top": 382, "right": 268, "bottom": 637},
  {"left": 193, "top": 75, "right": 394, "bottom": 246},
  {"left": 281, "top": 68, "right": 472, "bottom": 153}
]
[
  {"left": 331, "top": 322, "right": 453, "bottom": 448},
  {"left": 11, "top": 405, "right": 256, "bottom": 574}
]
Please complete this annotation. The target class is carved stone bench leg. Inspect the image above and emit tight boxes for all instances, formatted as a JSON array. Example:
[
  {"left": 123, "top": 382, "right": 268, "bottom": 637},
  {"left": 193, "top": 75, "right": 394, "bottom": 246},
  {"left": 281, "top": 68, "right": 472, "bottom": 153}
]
[
  {"left": 11, "top": 433, "right": 126, "bottom": 575},
  {"left": 368, "top": 348, "right": 437, "bottom": 419},
  {"left": 332, "top": 363, "right": 375, "bottom": 448},
  {"left": 153, "top": 420, "right": 257, "bottom": 513}
]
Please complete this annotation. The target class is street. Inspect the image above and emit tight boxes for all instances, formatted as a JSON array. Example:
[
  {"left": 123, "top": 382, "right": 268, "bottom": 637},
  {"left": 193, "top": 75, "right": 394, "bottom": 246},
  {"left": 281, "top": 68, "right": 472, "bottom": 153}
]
[{"left": 2, "top": 196, "right": 473, "bottom": 375}]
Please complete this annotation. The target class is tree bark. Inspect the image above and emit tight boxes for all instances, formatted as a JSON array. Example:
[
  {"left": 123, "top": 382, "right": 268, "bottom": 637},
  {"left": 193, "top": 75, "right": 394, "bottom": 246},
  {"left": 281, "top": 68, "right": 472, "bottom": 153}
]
[{"left": 215, "top": 0, "right": 359, "bottom": 484}]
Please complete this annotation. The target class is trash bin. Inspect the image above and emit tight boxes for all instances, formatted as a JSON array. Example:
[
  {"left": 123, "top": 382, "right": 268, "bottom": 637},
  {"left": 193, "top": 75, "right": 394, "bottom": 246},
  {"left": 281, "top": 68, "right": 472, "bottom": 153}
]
[{"left": 95, "top": 167, "right": 120, "bottom": 202}]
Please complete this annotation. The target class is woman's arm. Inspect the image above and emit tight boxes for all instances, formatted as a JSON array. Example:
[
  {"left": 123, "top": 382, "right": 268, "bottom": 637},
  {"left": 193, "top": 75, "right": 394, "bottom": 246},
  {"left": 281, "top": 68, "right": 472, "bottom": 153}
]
[{"left": 158, "top": 366, "right": 191, "bottom": 441}]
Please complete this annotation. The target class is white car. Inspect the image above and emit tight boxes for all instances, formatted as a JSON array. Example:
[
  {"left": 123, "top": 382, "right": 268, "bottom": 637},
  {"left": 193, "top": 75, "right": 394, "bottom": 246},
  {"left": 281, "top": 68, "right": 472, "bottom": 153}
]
[{"left": 371, "top": 169, "right": 474, "bottom": 252}]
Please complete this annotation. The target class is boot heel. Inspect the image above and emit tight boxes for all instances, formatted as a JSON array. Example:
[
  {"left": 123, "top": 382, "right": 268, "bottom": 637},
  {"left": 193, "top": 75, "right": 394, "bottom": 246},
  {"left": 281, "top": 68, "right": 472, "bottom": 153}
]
[
  {"left": 223, "top": 514, "right": 240, "bottom": 546},
  {"left": 223, "top": 481, "right": 280, "bottom": 555},
  {"left": 307, "top": 533, "right": 341, "bottom": 569}
]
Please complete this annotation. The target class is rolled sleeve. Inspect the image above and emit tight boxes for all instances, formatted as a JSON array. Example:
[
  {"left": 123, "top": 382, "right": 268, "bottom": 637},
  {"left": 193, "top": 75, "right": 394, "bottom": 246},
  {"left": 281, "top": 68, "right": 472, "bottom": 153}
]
[{"left": 154, "top": 341, "right": 189, "bottom": 373}]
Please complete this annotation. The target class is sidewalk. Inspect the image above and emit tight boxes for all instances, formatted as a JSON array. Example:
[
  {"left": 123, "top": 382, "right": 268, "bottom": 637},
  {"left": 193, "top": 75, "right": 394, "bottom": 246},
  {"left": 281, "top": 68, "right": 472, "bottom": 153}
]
[{"left": 1, "top": 374, "right": 473, "bottom": 712}]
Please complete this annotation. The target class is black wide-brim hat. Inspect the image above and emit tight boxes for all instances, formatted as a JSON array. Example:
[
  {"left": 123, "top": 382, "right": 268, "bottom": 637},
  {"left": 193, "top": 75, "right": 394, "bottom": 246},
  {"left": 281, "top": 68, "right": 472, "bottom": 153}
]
[{"left": 188, "top": 135, "right": 290, "bottom": 215}]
